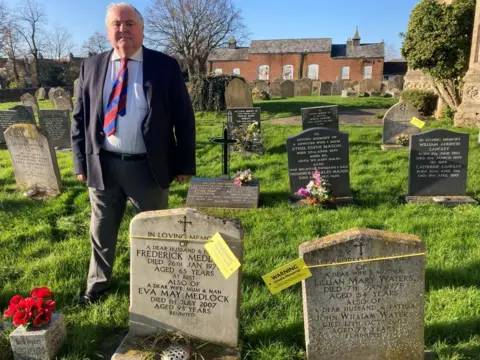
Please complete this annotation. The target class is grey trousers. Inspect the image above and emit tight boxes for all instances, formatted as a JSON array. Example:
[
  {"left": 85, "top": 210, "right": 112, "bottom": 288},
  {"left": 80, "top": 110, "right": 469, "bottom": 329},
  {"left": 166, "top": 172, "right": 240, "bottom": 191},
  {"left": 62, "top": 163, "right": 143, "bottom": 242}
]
[{"left": 87, "top": 153, "right": 168, "bottom": 293}]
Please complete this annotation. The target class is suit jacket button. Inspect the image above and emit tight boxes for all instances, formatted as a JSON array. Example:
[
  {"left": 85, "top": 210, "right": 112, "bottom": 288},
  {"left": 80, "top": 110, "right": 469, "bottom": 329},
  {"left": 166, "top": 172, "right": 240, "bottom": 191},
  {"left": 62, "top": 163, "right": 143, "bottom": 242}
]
[{"left": 100, "top": 131, "right": 105, "bottom": 136}]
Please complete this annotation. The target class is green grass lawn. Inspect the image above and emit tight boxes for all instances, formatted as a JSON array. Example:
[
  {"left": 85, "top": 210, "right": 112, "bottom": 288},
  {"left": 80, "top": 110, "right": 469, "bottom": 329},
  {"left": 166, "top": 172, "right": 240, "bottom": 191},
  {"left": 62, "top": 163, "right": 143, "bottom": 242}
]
[{"left": 0, "top": 99, "right": 479, "bottom": 359}]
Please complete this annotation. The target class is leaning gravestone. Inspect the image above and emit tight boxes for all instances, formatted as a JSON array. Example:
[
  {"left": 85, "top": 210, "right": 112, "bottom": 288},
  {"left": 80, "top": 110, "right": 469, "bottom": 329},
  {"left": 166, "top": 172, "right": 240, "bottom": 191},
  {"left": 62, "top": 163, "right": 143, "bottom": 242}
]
[
  {"left": 406, "top": 129, "right": 476, "bottom": 206},
  {"left": 301, "top": 105, "right": 339, "bottom": 130},
  {"left": 225, "top": 78, "right": 253, "bottom": 108},
  {"left": 74, "top": 78, "right": 80, "bottom": 99},
  {"left": 113, "top": 208, "right": 243, "bottom": 359},
  {"left": 319, "top": 81, "right": 333, "bottom": 95},
  {"left": 300, "top": 228, "right": 425, "bottom": 360},
  {"left": 38, "top": 110, "right": 71, "bottom": 149},
  {"left": 48, "top": 88, "right": 56, "bottom": 106},
  {"left": 9, "top": 105, "right": 36, "bottom": 125},
  {"left": 287, "top": 127, "right": 352, "bottom": 205},
  {"left": 0, "top": 111, "right": 19, "bottom": 142},
  {"left": 53, "top": 95, "right": 74, "bottom": 111},
  {"left": 281, "top": 80, "right": 295, "bottom": 98},
  {"left": 20, "top": 93, "right": 39, "bottom": 112},
  {"left": 35, "top": 87, "right": 46, "bottom": 100},
  {"left": 382, "top": 102, "right": 421, "bottom": 150},
  {"left": 4, "top": 124, "right": 62, "bottom": 196}
]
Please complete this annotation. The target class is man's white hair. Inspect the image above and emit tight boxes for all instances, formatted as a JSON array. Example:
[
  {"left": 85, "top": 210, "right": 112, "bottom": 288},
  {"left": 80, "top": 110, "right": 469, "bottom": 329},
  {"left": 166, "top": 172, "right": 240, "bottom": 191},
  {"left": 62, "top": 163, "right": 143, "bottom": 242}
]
[{"left": 106, "top": 2, "right": 144, "bottom": 28}]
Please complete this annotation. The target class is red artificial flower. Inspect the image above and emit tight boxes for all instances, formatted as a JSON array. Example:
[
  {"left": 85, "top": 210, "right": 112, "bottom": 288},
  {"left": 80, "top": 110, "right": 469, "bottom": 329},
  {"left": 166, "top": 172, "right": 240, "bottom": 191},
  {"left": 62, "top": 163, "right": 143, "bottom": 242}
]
[
  {"left": 18, "top": 297, "right": 37, "bottom": 311},
  {"left": 4, "top": 304, "right": 17, "bottom": 317},
  {"left": 30, "top": 287, "right": 54, "bottom": 299},
  {"left": 13, "top": 309, "right": 32, "bottom": 326},
  {"left": 10, "top": 295, "right": 24, "bottom": 306},
  {"left": 44, "top": 300, "right": 56, "bottom": 311},
  {"left": 32, "top": 308, "right": 52, "bottom": 327}
]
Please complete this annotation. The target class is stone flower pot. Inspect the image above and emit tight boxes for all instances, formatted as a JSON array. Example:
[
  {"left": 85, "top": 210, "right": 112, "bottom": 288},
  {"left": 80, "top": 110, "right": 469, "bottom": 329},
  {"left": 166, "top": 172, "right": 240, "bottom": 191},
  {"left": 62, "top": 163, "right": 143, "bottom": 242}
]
[{"left": 9, "top": 313, "right": 66, "bottom": 360}]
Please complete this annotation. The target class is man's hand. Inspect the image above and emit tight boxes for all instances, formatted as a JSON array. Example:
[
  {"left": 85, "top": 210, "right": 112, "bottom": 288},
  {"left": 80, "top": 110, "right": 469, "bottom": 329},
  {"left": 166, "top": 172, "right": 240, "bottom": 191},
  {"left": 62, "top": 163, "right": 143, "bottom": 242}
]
[
  {"left": 175, "top": 175, "right": 191, "bottom": 183},
  {"left": 77, "top": 174, "right": 87, "bottom": 182}
]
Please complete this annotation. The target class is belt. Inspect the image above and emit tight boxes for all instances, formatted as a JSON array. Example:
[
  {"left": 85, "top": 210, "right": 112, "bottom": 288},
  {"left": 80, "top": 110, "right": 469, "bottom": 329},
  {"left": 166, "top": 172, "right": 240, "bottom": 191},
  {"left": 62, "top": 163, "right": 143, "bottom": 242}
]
[{"left": 101, "top": 150, "right": 147, "bottom": 161}]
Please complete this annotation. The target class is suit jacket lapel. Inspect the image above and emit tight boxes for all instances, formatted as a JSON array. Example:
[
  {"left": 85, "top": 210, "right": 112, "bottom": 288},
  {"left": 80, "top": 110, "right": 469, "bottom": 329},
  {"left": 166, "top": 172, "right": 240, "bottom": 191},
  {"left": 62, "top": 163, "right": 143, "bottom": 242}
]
[
  {"left": 142, "top": 46, "right": 153, "bottom": 108},
  {"left": 96, "top": 50, "right": 113, "bottom": 125}
]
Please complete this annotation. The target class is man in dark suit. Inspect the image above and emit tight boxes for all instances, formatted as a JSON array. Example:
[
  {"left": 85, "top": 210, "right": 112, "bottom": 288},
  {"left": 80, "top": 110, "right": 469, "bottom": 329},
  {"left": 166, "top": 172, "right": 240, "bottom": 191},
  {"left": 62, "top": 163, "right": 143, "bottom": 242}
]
[{"left": 71, "top": 2, "right": 195, "bottom": 304}]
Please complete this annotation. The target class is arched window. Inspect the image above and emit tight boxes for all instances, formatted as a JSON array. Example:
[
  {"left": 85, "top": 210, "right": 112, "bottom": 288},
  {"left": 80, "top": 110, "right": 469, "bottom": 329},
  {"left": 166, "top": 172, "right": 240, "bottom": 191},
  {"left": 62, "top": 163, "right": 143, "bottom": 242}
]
[
  {"left": 214, "top": 68, "right": 223, "bottom": 75},
  {"left": 340, "top": 66, "right": 350, "bottom": 80},
  {"left": 363, "top": 66, "right": 373, "bottom": 79},
  {"left": 307, "top": 64, "right": 319, "bottom": 80},
  {"left": 232, "top": 68, "right": 240, "bottom": 75},
  {"left": 282, "top": 65, "right": 294, "bottom": 80},
  {"left": 258, "top": 65, "right": 269, "bottom": 80}
]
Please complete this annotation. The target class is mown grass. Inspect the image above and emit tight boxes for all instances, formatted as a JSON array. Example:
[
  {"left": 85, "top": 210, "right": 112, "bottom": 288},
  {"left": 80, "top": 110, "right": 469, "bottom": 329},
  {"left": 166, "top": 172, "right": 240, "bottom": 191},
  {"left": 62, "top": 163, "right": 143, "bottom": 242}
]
[{"left": 0, "top": 99, "right": 479, "bottom": 359}]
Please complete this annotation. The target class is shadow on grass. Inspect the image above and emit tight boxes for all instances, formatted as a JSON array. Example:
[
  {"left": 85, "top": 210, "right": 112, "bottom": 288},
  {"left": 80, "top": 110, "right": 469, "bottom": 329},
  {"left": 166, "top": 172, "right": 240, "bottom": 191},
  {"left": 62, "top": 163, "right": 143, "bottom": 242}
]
[
  {"left": 242, "top": 321, "right": 305, "bottom": 352},
  {"left": 426, "top": 263, "right": 480, "bottom": 291},
  {"left": 260, "top": 191, "right": 292, "bottom": 207},
  {"left": 266, "top": 144, "right": 287, "bottom": 155},
  {"left": 426, "top": 316, "right": 480, "bottom": 346}
]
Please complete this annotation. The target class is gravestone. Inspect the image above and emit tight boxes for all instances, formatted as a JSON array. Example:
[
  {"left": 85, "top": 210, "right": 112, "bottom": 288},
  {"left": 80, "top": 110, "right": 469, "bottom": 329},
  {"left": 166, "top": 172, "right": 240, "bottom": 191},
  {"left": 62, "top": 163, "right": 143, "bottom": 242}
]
[
  {"left": 319, "top": 82, "right": 333, "bottom": 95},
  {"left": 113, "top": 208, "right": 243, "bottom": 359},
  {"left": 359, "top": 79, "right": 382, "bottom": 93},
  {"left": 406, "top": 129, "right": 476, "bottom": 206},
  {"left": 287, "top": 127, "right": 352, "bottom": 205},
  {"left": 0, "top": 111, "right": 19, "bottom": 142},
  {"left": 225, "top": 78, "right": 253, "bottom": 108},
  {"left": 298, "top": 80, "right": 313, "bottom": 96},
  {"left": 252, "top": 80, "right": 269, "bottom": 93},
  {"left": 38, "top": 110, "right": 71, "bottom": 148},
  {"left": 53, "top": 96, "right": 74, "bottom": 111},
  {"left": 281, "top": 80, "right": 294, "bottom": 98},
  {"left": 331, "top": 80, "right": 344, "bottom": 95},
  {"left": 341, "top": 89, "right": 356, "bottom": 98},
  {"left": 300, "top": 228, "right": 425, "bottom": 360},
  {"left": 35, "top": 87, "right": 46, "bottom": 100},
  {"left": 4, "top": 124, "right": 62, "bottom": 196},
  {"left": 74, "top": 78, "right": 80, "bottom": 99},
  {"left": 382, "top": 102, "right": 421, "bottom": 150},
  {"left": 226, "top": 107, "right": 261, "bottom": 130},
  {"left": 9, "top": 105, "right": 36, "bottom": 125},
  {"left": 48, "top": 88, "right": 56, "bottom": 106},
  {"left": 301, "top": 105, "right": 339, "bottom": 130},
  {"left": 270, "top": 80, "right": 282, "bottom": 97},
  {"left": 20, "top": 93, "right": 38, "bottom": 112}
]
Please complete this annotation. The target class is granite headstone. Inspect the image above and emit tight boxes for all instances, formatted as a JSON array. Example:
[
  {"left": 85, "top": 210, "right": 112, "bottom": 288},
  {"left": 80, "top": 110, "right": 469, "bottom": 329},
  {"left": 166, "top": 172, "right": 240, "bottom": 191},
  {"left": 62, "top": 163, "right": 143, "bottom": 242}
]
[
  {"left": 226, "top": 107, "right": 261, "bottom": 130},
  {"left": 301, "top": 105, "right": 339, "bottom": 130},
  {"left": 0, "top": 110, "right": 19, "bottom": 142},
  {"left": 382, "top": 102, "right": 421, "bottom": 146},
  {"left": 38, "top": 110, "right": 71, "bottom": 148},
  {"left": 9, "top": 105, "right": 36, "bottom": 125}
]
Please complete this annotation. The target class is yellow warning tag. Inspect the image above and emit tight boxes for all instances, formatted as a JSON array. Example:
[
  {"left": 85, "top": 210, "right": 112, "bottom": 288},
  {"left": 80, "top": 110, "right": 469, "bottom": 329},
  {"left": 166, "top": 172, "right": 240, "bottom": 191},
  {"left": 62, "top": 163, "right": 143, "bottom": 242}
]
[
  {"left": 262, "top": 258, "right": 312, "bottom": 294},
  {"left": 410, "top": 117, "right": 425, "bottom": 129},
  {"left": 204, "top": 233, "right": 241, "bottom": 280}
]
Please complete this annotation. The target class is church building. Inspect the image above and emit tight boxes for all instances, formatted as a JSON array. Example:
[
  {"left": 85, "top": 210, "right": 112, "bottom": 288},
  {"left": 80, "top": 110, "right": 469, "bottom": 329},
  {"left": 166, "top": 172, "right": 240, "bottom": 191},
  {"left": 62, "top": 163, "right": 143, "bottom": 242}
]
[{"left": 208, "top": 28, "right": 385, "bottom": 82}]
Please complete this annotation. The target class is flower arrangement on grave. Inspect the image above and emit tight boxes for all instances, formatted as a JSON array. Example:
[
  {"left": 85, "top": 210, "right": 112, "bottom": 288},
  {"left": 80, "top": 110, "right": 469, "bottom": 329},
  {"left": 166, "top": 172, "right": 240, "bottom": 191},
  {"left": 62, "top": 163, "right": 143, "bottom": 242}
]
[
  {"left": 396, "top": 133, "right": 409, "bottom": 146},
  {"left": 295, "top": 170, "right": 333, "bottom": 205},
  {"left": 3, "top": 287, "right": 56, "bottom": 328},
  {"left": 234, "top": 169, "right": 253, "bottom": 187},
  {"left": 232, "top": 122, "right": 264, "bottom": 154}
]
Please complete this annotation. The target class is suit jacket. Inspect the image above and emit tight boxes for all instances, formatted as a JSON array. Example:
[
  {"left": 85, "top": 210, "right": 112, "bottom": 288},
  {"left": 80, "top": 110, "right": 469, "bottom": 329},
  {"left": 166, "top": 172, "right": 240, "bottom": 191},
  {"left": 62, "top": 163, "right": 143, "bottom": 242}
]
[{"left": 71, "top": 46, "right": 196, "bottom": 190}]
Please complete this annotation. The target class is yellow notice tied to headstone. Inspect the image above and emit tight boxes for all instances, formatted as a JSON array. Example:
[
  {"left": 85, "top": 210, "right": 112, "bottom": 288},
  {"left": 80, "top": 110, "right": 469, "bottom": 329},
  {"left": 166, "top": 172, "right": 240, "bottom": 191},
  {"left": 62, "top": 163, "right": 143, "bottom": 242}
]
[
  {"left": 204, "top": 233, "right": 241, "bottom": 280},
  {"left": 410, "top": 117, "right": 425, "bottom": 129},
  {"left": 262, "top": 258, "right": 312, "bottom": 294}
]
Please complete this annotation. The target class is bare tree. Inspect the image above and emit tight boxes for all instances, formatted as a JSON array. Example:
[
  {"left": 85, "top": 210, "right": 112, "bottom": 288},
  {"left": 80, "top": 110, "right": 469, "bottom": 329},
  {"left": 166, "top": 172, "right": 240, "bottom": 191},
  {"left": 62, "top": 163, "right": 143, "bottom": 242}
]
[
  {"left": 384, "top": 43, "right": 400, "bottom": 61},
  {"left": 2, "top": 25, "right": 25, "bottom": 85},
  {"left": 145, "top": 0, "right": 248, "bottom": 78},
  {"left": 0, "top": 1, "right": 8, "bottom": 53},
  {"left": 46, "top": 23, "right": 75, "bottom": 60},
  {"left": 81, "top": 32, "right": 110, "bottom": 56}
]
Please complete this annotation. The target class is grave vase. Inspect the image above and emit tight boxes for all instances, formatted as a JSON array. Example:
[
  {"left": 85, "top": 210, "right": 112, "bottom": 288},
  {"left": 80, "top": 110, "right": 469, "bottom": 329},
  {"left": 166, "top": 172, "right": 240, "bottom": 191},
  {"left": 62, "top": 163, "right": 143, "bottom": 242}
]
[{"left": 9, "top": 313, "right": 67, "bottom": 360}]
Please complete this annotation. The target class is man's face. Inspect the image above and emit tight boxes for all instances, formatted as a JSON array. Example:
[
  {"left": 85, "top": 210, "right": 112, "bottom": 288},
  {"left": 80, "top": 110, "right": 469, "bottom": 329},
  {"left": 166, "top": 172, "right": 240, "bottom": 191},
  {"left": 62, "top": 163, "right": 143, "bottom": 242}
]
[{"left": 107, "top": 7, "right": 144, "bottom": 57}]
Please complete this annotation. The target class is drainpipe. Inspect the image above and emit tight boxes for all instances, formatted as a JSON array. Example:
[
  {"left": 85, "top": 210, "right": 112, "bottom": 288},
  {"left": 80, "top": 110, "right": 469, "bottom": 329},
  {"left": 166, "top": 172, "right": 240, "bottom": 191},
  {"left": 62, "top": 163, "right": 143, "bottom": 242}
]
[{"left": 300, "top": 53, "right": 307, "bottom": 79}]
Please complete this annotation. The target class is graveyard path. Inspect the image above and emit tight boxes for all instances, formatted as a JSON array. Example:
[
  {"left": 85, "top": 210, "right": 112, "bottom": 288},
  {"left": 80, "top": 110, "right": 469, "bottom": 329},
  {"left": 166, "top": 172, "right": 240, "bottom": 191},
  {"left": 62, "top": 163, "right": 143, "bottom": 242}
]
[{"left": 265, "top": 108, "right": 384, "bottom": 126}]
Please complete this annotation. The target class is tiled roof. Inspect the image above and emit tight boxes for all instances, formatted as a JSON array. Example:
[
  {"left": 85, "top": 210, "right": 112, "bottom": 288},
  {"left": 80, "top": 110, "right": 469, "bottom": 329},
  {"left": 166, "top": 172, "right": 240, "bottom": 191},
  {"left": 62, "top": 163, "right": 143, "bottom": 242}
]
[
  {"left": 249, "top": 38, "right": 332, "bottom": 54},
  {"left": 208, "top": 48, "right": 249, "bottom": 61},
  {"left": 331, "top": 43, "right": 384, "bottom": 59}
]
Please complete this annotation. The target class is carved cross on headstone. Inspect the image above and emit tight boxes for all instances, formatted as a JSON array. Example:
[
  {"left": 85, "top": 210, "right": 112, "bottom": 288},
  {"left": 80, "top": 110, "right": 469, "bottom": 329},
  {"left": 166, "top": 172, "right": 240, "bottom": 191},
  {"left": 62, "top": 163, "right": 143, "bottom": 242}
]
[
  {"left": 354, "top": 242, "right": 364, "bottom": 256},
  {"left": 400, "top": 103, "right": 407, "bottom": 112},
  {"left": 178, "top": 216, "right": 192, "bottom": 233},
  {"left": 209, "top": 123, "right": 237, "bottom": 178}
]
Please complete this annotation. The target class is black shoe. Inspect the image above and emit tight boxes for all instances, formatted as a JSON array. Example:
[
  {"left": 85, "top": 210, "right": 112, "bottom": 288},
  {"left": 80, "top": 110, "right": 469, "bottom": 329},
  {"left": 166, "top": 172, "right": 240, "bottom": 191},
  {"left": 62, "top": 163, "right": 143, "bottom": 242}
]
[{"left": 78, "top": 290, "right": 107, "bottom": 306}]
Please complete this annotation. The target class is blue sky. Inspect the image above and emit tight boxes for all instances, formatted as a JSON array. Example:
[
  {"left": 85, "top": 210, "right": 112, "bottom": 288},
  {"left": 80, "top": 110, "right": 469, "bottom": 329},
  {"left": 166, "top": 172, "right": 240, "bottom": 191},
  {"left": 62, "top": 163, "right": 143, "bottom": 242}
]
[{"left": 3, "top": 0, "right": 419, "bottom": 56}]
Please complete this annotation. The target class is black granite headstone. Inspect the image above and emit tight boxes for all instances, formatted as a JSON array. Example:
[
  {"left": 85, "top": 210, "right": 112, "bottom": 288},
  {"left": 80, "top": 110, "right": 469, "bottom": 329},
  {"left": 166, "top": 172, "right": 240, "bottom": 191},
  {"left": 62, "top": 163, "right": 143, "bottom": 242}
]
[
  {"left": 227, "top": 107, "right": 261, "bottom": 130},
  {"left": 301, "top": 105, "right": 339, "bottom": 130},
  {"left": 38, "top": 110, "right": 71, "bottom": 149},
  {"left": 287, "top": 128, "right": 351, "bottom": 200},
  {"left": 186, "top": 178, "right": 259, "bottom": 209},
  {"left": 9, "top": 105, "right": 35, "bottom": 125},
  {"left": 408, "top": 129, "right": 469, "bottom": 196},
  {"left": 0, "top": 111, "right": 19, "bottom": 142}
]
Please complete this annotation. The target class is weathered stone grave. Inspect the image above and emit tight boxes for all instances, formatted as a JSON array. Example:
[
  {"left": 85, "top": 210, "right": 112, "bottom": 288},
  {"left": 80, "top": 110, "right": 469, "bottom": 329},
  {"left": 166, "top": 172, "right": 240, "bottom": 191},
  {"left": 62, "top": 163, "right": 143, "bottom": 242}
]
[
  {"left": 270, "top": 78, "right": 282, "bottom": 97},
  {"left": 406, "top": 129, "right": 476, "bottom": 206},
  {"left": 331, "top": 80, "right": 344, "bottom": 95},
  {"left": 252, "top": 80, "right": 269, "bottom": 93},
  {"left": 319, "top": 81, "right": 333, "bottom": 96},
  {"left": 35, "top": 87, "right": 46, "bottom": 100},
  {"left": 74, "top": 78, "right": 80, "bottom": 99},
  {"left": 0, "top": 111, "right": 19, "bottom": 142},
  {"left": 225, "top": 78, "right": 253, "bottom": 108},
  {"left": 20, "top": 93, "right": 39, "bottom": 112},
  {"left": 53, "top": 90, "right": 74, "bottom": 111},
  {"left": 38, "top": 110, "right": 71, "bottom": 149},
  {"left": 287, "top": 127, "right": 352, "bottom": 205},
  {"left": 382, "top": 102, "right": 421, "bottom": 150},
  {"left": 359, "top": 79, "right": 382, "bottom": 93},
  {"left": 296, "top": 78, "right": 313, "bottom": 96},
  {"left": 300, "top": 228, "right": 425, "bottom": 360},
  {"left": 4, "top": 124, "right": 62, "bottom": 197},
  {"left": 48, "top": 88, "right": 56, "bottom": 106},
  {"left": 341, "top": 89, "right": 356, "bottom": 98},
  {"left": 281, "top": 80, "right": 294, "bottom": 98},
  {"left": 113, "top": 208, "right": 243, "bottom": 359},
  {"left": 301, "top": 105, "right": 339, "bottom": 130},
  {"left": 9, "top": 105, "right": 36, "bottom": 125}
]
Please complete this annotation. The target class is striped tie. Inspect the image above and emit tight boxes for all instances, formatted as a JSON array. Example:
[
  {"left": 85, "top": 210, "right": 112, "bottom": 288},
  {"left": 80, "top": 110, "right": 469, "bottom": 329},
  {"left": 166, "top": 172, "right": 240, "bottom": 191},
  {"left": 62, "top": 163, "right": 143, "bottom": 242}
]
[{"left": 104, "top": 58, "right": 129, "bottom": 136}]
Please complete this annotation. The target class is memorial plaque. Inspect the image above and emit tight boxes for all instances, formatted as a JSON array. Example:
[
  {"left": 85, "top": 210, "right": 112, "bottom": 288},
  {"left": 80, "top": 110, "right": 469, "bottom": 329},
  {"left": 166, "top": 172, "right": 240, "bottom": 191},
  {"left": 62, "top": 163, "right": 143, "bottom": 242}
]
[
  {"left": 186, "top": 178, "right": 259, "bottom": 209},
  {"left": 301, "top": 105, "right": 339, "bottom": 130},
  {"left": 128, "top": 208, "right": 243, "bottom": 347},
  {"left": 382, "top": 102, "right": 421, "bottom": 145},
  {"left": 9, "top": 105, "right": 36, "bottom": 125},
  {"left": 287, "top": 128, "right": 351, "bottom": 199},
  {"left": 38, "top": 110, "right": 71, "bottom": 148},
  {"left": 4, "top": 124, "right": 62, "bottom": 196},
  {"left": 226, "top": 107, "right": 261, "bottom": 129},
  {"left": 0, "top": 111, "right": 19, "bottom": 142},
  {"left": 300, "top": 228, "right": 425, "bottom": 360},
  {"left": 408, "top": 130, "right": 469, "bottom": 196}
]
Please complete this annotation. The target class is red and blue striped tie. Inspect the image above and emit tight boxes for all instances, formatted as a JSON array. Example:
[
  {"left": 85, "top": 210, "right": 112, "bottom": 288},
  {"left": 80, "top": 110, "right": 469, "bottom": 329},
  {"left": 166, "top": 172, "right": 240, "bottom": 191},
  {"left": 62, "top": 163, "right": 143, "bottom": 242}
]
[{"left": 104, "top": 58, "right": 129, "bottom": 136}]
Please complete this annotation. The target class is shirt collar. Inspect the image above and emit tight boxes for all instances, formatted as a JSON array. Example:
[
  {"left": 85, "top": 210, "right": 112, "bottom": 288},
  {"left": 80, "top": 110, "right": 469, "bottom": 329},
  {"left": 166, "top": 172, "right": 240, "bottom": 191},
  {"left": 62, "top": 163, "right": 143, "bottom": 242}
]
[{"left": 111, "top": 47, "right": 143, "bottom": 62}]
